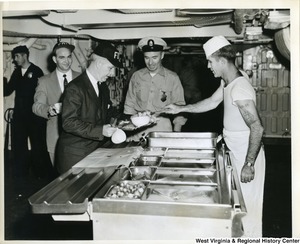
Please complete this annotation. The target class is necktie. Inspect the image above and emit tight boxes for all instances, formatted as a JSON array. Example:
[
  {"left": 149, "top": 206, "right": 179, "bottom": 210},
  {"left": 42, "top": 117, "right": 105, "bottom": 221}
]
[
  {"left": 97, "top": 82, "right": 110, "bottom": 124},
  {"left": 63, "top": 74, "right": 68, "bottom": 88},
  {"left": 97, "top": 81, "right": 102, "bottom": 98}
]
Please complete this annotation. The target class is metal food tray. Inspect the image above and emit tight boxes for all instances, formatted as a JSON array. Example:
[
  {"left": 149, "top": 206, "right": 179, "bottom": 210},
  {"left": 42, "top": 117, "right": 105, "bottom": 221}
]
[
  {"left": 143, "top": 183, "right": 219, "bottom": 203},
  {"left": 133, "top": 155, "right": 163, "bottom": 167},
  {"left": 160, "top": 158, "right": 215, "bottom": 169},
  {"left": 165, "top": 149, "right": 216, "bottom": 158},
  {"left": 104, "top": 180, "right": 148, "bottom": 200},
  {"left": 140, "top": 148, "right": 216, "bottom": 159},
  {"left": 147, "top": 132, "right": 218, "bottom": 149},
  {"left": 28, "top": 167, "right": 115, "bottom": 214},
  {"left": 141, "top": 147, "right": 167, "bottom": 156},
  {"left": 129, "top": 166, "right": 157, "bottom": 180},
  {"left": 151, "top": 168, "right": 218, "bottom": 185},
  {"left": 92, "top": 148, "right": 234, "bottom": 220}
]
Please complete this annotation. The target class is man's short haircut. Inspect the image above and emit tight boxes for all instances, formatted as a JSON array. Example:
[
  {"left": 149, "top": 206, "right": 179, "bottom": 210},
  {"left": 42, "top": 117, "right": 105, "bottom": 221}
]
[
  {"left": 12, "top": 45, "right": 29, "bottom": 58},
  {"left": 211, "top": 45, "right": 236, "bottom": 63}
]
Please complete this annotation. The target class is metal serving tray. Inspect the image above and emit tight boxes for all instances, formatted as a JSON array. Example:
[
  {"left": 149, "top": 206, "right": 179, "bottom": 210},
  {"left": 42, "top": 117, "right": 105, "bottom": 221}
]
[
  {"left": 147, "top": 132, "right": 218, "bottom": 149},
  {"left": 160, "top": 157, "right": 215, "bottom": 169},
  {"left": 129, "top": 166, "right": 157, "bottom": 180},
  {"left": 151, "top": 168, "right": 218, "bottom": 185},
  {"left": 165, "top": 149, "right": 216, "bottom": 159},
  {"left": 92, "top": 150, "right": 234, "bottom": 220},
  {"left": 28, "top": 166, "right": 115, "bottom": 214},
  {"left": 94, "top": 167, "right": 149, "bottom": 201},
  {"left": 141, "top": 147, "right": 167, "bottom": 156},
  {"left": 133, "top": 155, "right": 163, "bottom": 167},
  {"left": 143, "top": 183, "right": 219, "bottom": 204},
  {"left": 93, "top": 168, "right": 228, "bottom": 217},
  {"left": 104, "top": 180, "right": 148, "bottom": 200}
]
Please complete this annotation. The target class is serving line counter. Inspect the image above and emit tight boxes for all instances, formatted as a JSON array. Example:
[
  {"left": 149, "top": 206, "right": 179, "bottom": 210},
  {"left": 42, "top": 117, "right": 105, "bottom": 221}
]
[{"left": 28, "top": 132, "right": 246, "bottom": 239}]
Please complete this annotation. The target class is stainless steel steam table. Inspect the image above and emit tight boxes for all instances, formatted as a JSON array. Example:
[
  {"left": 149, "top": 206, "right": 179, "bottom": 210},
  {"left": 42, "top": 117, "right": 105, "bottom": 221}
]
[{"left": 29, "top": 132, "right": 246, "bottom": 239}]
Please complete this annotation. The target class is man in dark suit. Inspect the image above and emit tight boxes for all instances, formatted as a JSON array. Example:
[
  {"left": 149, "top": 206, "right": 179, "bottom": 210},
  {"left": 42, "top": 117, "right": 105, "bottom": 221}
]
[
  {"left": 33, "top": 42, "right": 81, "bottom": 169},
  {"left": 4, "top": 45, "right": 47, "bottom": 179},
  {"left": 55, "top": 41, "right": 122, "bottom": 174}
]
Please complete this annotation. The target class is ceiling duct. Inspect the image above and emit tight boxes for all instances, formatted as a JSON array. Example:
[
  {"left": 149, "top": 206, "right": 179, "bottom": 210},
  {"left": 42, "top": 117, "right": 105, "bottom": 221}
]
[
  {"left": 174, "top": 9, "right": 234, "bottom": 29},
  {"left": 2, "top": 10, "right": 50, "bottom": 18},
  {"left": 3, "top": 30, "right": 91, "bottom": 40},
  {"left": 52, "top": 10, "right": 78, "bottom": 14},
  {"left": 114, "top": 9, "right": 173, "bottom": 14},
  {"left": 50, "top": 9, "right": 234, "bottom": 30},
  {"left": 176, "top": 9, "right": 234, "bottom": 16},
  {"left": 3, "top": 9, "right": 289, "bottom": 41}
]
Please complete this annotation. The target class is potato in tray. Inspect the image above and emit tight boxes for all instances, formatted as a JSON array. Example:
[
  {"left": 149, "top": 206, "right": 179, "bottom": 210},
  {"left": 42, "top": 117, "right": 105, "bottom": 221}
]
[{"left": 104, "top": 181, "right": 146, "bottom": 200}]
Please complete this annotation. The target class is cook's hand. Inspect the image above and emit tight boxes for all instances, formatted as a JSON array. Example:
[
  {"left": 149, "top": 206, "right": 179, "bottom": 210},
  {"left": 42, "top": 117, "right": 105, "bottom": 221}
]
[
  {"left": 241, "top": 164, "right": 255, "bottom": 183},
  {"left": 162, "top": 104, "right": 181, "bottom": 114},
  {"left": 102, "top": 124, "right": 117, "bottom": 137}
]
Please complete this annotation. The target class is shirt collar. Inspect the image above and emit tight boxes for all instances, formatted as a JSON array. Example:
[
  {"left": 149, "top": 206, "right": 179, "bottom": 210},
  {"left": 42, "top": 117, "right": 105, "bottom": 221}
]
[
  {"left": 56, "top": 69, "right": 72, "bottom": 80},
  {"left": 21, "top": 67, "right": 28, "bottom": 76},
  {"left": 141, "top": 66, "right": 165, "bottom": 77},
  {"left": 86, "top": 69, "right": 98, "bottom": 86}
]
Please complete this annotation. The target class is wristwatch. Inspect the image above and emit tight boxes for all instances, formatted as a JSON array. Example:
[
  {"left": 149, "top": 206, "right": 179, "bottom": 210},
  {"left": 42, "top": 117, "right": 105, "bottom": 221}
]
[{"left": 245, "top": 162, "right": 254, "bottom": 167}]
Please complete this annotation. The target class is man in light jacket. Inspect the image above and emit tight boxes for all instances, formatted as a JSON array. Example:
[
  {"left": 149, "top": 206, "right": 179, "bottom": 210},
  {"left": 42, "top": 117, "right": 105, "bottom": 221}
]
[{"left": 33, "top": 42, "right": 80, "bottom": 168}]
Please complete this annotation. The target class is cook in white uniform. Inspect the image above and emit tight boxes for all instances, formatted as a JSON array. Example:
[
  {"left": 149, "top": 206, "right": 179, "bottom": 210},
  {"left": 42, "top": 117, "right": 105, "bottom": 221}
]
[{"left": 163, "top": 36, "right": 266, "bottom": 237}]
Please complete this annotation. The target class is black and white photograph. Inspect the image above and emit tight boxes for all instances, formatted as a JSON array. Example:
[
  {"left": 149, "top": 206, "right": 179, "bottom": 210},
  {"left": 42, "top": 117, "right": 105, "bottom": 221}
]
[{"left": 1, "top": 0, "right": 299, "bottom": 243}]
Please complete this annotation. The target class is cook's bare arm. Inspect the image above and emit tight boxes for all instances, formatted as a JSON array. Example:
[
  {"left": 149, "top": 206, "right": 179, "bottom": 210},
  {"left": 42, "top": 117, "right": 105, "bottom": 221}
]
[
  {"left": 236, "top": 99, "right": 264, "bottom": 182},
  {"left": 164, "top": 83, "right": 224, "bottom": 114}
]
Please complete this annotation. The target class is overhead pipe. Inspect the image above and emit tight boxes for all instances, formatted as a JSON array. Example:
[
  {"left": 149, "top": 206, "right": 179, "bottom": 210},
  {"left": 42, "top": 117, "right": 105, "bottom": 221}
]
[
  {"left": 3, "top": 38, "right": 47, "bottom": 52},
  {"left": 3, "top": 36, "right": 27, "bottom": 44}
]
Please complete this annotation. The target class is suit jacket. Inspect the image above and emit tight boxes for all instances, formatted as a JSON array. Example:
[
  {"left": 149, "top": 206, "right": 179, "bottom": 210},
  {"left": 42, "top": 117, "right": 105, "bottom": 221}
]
[
  {"left": 32, "top": 70, "right": 80, "bottom": 154},
  {"left": 56, "top": 71, "right": 112, "bottom": 174}
]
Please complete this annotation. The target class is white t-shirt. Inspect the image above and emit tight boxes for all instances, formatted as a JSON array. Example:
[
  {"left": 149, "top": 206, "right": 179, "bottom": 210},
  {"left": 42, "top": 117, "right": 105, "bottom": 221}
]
[{"left": 223, "top": 76, "right": 256, "bottom": 131}]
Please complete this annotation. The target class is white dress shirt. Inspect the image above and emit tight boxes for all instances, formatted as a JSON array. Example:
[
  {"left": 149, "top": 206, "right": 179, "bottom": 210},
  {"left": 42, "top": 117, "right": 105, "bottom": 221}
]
[
  {"left": 86, "top": 69, "right": 100, "bottom": 96},
  {"left": 56, "top": 69, "right": 72, "bottom": 92}
]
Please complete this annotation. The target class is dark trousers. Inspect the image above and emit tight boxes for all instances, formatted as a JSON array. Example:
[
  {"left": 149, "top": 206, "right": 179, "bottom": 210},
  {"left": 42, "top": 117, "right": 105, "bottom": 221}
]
[{"left": 10, "top": 112, "right": 52, "bottom": 179}]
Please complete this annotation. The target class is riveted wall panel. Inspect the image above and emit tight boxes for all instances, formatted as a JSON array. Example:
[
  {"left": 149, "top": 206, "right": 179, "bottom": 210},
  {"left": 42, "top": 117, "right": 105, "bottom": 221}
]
[
  {"left": 243, "top": 45, "right": 291, "bottom": 137},
  {"left": 271, "top": 93, "right": 278, "bottom": 111},
  {"left": 271, "top": 117, "right": 277, "bottom": 133},
  {"left": 283, "top": 93, "right": 290, "bottom": 111},
  {"left": 260, "top": 93, "right": 268, "bottom": 111}
]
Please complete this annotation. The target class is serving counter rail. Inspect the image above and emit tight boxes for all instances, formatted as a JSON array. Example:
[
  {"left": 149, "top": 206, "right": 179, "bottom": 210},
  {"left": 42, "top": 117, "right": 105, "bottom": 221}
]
[{"left": 28, "top": 132, "right": 246, "bottom": 239}]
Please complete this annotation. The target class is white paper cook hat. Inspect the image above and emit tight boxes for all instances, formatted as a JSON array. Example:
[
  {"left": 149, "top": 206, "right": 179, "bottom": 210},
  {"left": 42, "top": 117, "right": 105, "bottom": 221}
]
[{"left": 203, "top": 36, "right": 231, "bottom": 58}]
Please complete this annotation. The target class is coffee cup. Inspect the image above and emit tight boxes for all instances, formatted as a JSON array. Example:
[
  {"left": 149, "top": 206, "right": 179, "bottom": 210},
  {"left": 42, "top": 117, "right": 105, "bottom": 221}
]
[{"left": 53, "top": 103, "right": 62, "bottom": 114}]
